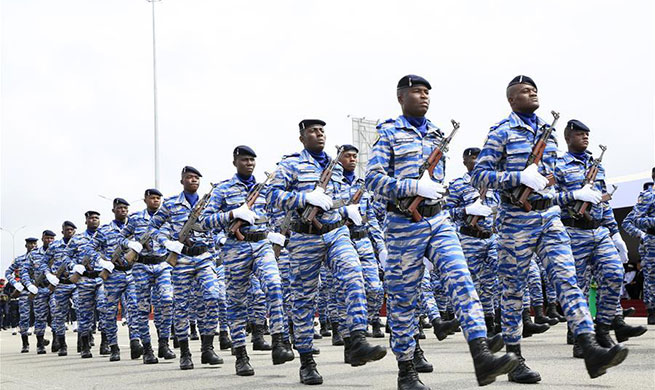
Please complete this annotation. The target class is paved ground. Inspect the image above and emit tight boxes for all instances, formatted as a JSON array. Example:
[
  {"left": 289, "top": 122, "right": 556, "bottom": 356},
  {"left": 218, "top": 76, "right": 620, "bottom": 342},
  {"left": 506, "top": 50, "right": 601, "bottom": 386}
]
[{"left": 1, "top": 318, "right": 654, "bottom": 390}]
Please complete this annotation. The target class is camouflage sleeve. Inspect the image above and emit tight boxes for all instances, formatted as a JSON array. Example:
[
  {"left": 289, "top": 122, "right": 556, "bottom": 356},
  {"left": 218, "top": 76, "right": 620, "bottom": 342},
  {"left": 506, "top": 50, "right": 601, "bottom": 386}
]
[
  {"left": 5, "top": 259, "right": 19, "bottom": 285},
  {"left": 597, "top": 174, "right": 619, "bottom": 236},
  {"left": 200, "top": 186, "right": 232, "bottom": 231},
  {"left": 19, "top": 254, "right": 35, "bottom": 288},
  {"left": 267, "top": 158, "right": 307, "bottom": 211},
  {"left": 445, "top": 179, "right": 466, "bottom": 220},
  {"left": 470, "top": 128, "right": 521, "bottom": 190},
  {"left": 150, "top": 201, "right": 173, "bottom": 246},
  {"left": 365, "top": 128, "right": 418, "bottom": 200},
  {"left": 622, "top": 208, "right": 645, "bottom": 239},
  {"left": 365, "top": 199, "right": 386, "bottom": 254},
  {"left": 118, "top": 216, "right": 137, "bottom": 248},
  {"left": 553, "top": 159, "right": 576, "bottom": 206},
  {"left": 632, "top": 191, "right": 655, "bottom": 229}
]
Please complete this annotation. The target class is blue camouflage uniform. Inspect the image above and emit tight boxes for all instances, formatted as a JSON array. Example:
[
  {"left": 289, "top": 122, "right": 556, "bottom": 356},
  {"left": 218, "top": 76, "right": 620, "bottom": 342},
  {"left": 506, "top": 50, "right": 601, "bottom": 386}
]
[
  {"left": 212, "top": 232, "right": 230, "bottom": 333},
  {"left": 629, "top": 188, "right": 655, "bottom": 310},
  {"left": 266, "top": 207, "right": 294, "bottom": 339},
  {"left": 622, "top": 201, "right": 652, "bottom": 308},
  {"left": 247, "top": 275, "right": 269, "bottom": 327},
  {"left": 120, "top": 208, "right": 173, "bottom": 345},
  {"left": 200, "top": 174, "right": 285, "bottom": 349},
  {"left": 553, "top": 151, "right": 624, "bottom": 326},
  {"left": 366, "top": 116, "right": 487, "bottom": 361},
  {"left": 21, "top": 246, "right": 54, "bottom": 337},
  {"left": 44, "top": 237, "right": 77, "bottom": 338},
  {"left": 268, "top": 149, "right": 369, "bottom": 354},
  {"left": 5, "top": 255, "right": 32, "bottom": 336},
  {"left": 470, "top": 111, "right": 595, "bottom": 345}
]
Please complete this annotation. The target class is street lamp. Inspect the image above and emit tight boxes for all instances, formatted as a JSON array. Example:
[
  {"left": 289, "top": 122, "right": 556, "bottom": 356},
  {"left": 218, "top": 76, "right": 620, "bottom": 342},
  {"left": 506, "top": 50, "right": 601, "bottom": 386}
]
[
  {"left": 0, "top": 225, "right": 27, "bottom": 259},
  {"left": 147, "top": 0, "right": 161, "bottom": 189}
]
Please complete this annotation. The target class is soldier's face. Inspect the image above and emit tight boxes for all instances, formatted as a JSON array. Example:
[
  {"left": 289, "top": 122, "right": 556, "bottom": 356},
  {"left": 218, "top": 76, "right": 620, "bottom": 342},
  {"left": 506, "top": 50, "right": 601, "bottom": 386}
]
[
  {"left": 62, "top": 226, "right": 76, "bottom": 239},
  {"left": 463, "top": 154, "right": 478, "bottom": 172},
  {"left": 144, "top": 195, "right": 161, "bottom": 210},
  {"left": 339, "top": 151, "right": 357, "bottom": 172},
  {"left": 181, "top": 173, "right": 200, "bottom": 193},
  {"left": 234, "top": 156, "right": 256, "bottom": 177},
  {"left": 399, "top": 86, "right": 430, "bottom": 117},
  {"left": 86, "top": 215, "right": 100, "bottom": 230},
  {"left": 113, "top": 205, "right": 129, "bottom": 220},
  {"left": 42, "top": 236, "right": 55, "bottom": 248},
  {"left": 299, "top": 126, "right": 325, "bottom": 152},
  {"left": 508, "top": 84, "right": 539, "bottom": 113},
  {"left": 566, "top": 130, "right": 589, "bottom": 152},
  {"left": 25, "top": 242, "right": 37, "bottom": 251}
]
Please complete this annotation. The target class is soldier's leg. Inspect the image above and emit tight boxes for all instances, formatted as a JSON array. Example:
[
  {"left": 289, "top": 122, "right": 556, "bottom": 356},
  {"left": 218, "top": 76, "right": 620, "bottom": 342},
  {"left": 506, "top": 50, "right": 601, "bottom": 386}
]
[
  {"left": 461, "top": 235, "right": 493, "bottom": 316},
  {"left": 215, "top": 264, "right": 229, "bottom": 333},
  {"left": 224, "top": 248, "right": 252, "bottom": 351},
  {"left": 102, "top": 272, "right": 126, "bottom": 349},
  {"left": 354, "top": 238, "right": 384, "bottom": 326},
  {"left": 18, "top": 294, "right": 31, "bottom": 337},
  {"left": 276, "top": 249, "right": 293, "bottom": 340},
  {"left": 154, "top": 263, "right": 174, "bottom": 357}
]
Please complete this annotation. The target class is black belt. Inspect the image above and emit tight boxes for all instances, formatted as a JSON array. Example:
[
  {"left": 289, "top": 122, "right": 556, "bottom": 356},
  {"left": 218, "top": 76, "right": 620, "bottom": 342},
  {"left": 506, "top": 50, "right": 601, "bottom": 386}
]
[
  {"left": 501, "top": 195, "right": 552, "bottom": 211},
  {"left": 181, "top": 246, "right": 208, "bottom": 257},
  {"left": 387, "top": 202, "right": 442, "bottom": 219},
  {"left": 646, "top": 228, "right": 655, "bottom": 235},
  {"left": 460, "top": 226, "right": 492, "bottom": 239},
  {"left": 350, "top": 228, "right": 368, "bottom": 240},
  {"left": 138, "top": 255, "right": 166, "bottom": 265},
  {"left": 82, "top": 271, "right": 99, "bottom": 278},
  {"left": 229, "top": 231, "right": 268, "bottom": 242},
  {"left": 291, "top": 220, "right": 345, "bottom": 235},
  {"left": 59, "top": 279, "right": 73, "bottom": 285},
  {"left": 113, "top": 265, "right": 132, "bottom": 272},
  {"left": 562, "top": 218, "right": 602, "bottom": 230}
]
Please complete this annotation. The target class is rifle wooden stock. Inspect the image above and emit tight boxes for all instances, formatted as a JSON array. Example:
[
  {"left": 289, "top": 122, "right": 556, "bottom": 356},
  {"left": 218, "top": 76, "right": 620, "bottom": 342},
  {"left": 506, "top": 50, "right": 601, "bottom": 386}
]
[
  {"left": 515, "top": 174, "right": 555, "bottom": 212},
  {"left": 124, "top": 249, "right": 138, "bottom": 265},
  {"left": 10, "top": 289, "right": 21, "bottom": 298},
  {"left": 99, "top": 269, "right": 110, "bottom": 281},
  {"left": 166, "top": 252, "right": 178, "bottom": 267}
]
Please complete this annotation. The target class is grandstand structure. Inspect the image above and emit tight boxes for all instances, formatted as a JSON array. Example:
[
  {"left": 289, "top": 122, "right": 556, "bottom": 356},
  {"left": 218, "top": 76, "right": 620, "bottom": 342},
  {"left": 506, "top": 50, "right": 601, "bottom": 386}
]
[{"left": 350, "top": 117, "right": 380, "bottom": 178}]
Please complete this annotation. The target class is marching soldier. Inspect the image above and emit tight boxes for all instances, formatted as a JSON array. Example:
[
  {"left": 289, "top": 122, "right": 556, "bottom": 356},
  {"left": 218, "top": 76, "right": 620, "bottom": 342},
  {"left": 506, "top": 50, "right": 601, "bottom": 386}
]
[{"left": 5, "top": 237, "right": 38, "bottom": 352}]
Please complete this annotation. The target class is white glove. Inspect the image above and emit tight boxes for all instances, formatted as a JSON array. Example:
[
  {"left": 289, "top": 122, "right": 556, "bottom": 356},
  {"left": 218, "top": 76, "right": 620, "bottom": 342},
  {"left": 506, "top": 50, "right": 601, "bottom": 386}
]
[
  {"left": 573, "top": 184, "right": 602, "bottom": 204},
  {"left": 520, "top": 163, "right": 548, "bottom": 191},
  {"left": 345, "top": 204, "right": 363, "bottom": 225},
  {"left": 46, "top": 273, "right": 59, "bottom": 287},
  {"left": 422, "top": 258, "right": 434, "bottom": 272},
  {"left": 98, "top": 259, "right": 115, "bottom": 272},
  {"left": 27, "top": 284, "right": 38, "bottom": 295},
  {"left": 268, "top": 232, "right": 286, "bottom": 247},
  {"left": 416, "top": 175, "right": 446, "bottom": 200},
  {"left": 14, "top": 282, "right": 24, "bottom": 292},
  {"left": 612, "top": 233, "right": 629, "bottom": 263},
  {"left": 378, "top": 249, "right": 388, "bottom": 270},
  {"left": 164, "top": 240, "right": 184, "bottom": 255},
  {"left": 72, "top": 264, "right": 86, "bottom": 275},
  {"left": 465, "top": 200, "right": 492, "bottom": 217},
  {"left": 127, "top": 241, "right": 143, "bottom": 254},
  {"left": 218, "top": 236, "right": 227, "bottom": 246},
  {"left": 232, "top": 203, "right": 257, "bottom": 225},
  {"left": 305, "top": 187, "right": 333, "bottom": 211}
]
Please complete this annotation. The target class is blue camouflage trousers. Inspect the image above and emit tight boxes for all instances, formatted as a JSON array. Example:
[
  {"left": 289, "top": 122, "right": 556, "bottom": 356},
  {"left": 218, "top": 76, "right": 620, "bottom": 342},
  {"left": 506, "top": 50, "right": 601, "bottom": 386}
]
[
  {"left": 459, "top": 233, "right": 499, "bottom": 315},
  {"left": 524, "top": 256, "right": 544, "bottom": 308},
  {"left": 215, "top": 264, "right": 229, "bottom": 332},
  {"left": 497, "top": 210, "right": 594, "bottom": 345},
  {"left": 133, "top": 261, "right": 173, "bottom": 343},
  {"left": 276, "top": 248, "right": 293, "bottom": 338},
  {"left": 171, "top": 256, "right": 220, "bottom": 341},
  {"left": 33, "top": 288, "right": 51, "bottom": 336},
  {"left": 386, "top": 211, "right": 486, "bottom": 361},
  {"left": 353, "top": 236, "right": 384, "bottom": 323},
  {"left": 567, "top": 226, "right": 624, "bottom": 325},
  {"left": 223, "top": 238, "right": 285, "bottom": 348},
  {"left": 431, "top": 269, "right": 452, "bottom": 313},
  {"left": 53, "top": 284, "right": 76, "bottom": 337},
  {"left": 18, "top": 293, "right": 32, "bottom": 335},
  {"left": 540, "top": 262, "right": 558, "bottom": 305},
  {"left": 49, "top": 294, "right": 60, "bottom": 334},
  {"left": 76, "top": 277, "right": 108, "bottom": 337},
  {"left": 287, "top": 225, "right": 368, "bottom": 354},
  {"left": 103, "top": 271, "right": 140, "bottom": 345},
  {"left": 317, "top": 265, "right": 338, "bottom": 325},
  {"left": 247, "top": 275, "right": 268, "bottom": 326},
  {"left": 642, "top": 237, "right": 655, "bottom": 309},
  {"left": 420, "top": 268, "right": 441, "bottom": 322}
]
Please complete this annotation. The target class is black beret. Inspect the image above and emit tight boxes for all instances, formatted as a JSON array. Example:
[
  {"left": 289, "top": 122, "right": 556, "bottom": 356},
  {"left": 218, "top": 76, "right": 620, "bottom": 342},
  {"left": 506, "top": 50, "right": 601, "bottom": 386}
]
[
  {"left": 397, "top": 74, "right": 431, "bottom": 90},
  {"left": 25, "top": 237, "right": 38, "bottom": 243},
  {"left": 181, "top": 166, "right": 202, "bottom": 177},
  {"left": 233, "top": 145, "right": 257, "bottom": 158},
  {"left": 566, "top": 119, "right": 590, "bottom": 132},
  {"left": 463, "top": 147, "right": 481, "bottom": 157},
  {"left": 42, "top": 230, "right": 56, "bottom": 237},
  {"left": 144, "top": 188, "right": 163, "bottom": 197},
  {"left": 85, "top": 210, "right": 100, "bottom": 218},
  {"left": 113, "top": 197, "right": 130, "bottom": 207},
  {"left": 507, "top": 75, "right": 537, "bottom": 91},
  {"left": 62, "top": 221, "right": 77, "bottom": 229},
  {"left": 341, "top": 144, "right": 359, "bottom": 153},
  {"left": 299, "top": 119, "right": 326, "bottom": 131}
]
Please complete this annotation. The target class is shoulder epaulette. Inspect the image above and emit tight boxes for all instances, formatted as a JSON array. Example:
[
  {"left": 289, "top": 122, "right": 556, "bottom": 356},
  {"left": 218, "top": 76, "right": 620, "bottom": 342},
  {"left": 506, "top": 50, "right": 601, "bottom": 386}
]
[{"left": 489, "top": 118, "right": 510, "bottom": 131}]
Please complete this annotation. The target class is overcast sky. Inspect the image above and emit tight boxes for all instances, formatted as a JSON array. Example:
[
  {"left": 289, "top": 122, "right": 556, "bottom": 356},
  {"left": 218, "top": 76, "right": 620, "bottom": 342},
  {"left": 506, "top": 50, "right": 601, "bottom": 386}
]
[{"left": 1, "top": 0, "right": 654, "bottom": 274}]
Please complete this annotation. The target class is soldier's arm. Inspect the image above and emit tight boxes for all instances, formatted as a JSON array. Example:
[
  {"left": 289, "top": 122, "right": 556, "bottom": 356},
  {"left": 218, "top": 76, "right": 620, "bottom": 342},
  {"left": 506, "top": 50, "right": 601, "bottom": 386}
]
[
  {"left": 4, "top": 259, "right": 19, "bottom": 285},
  {"left": 149, "top": 202, "right": 173, "bottom": 246},
  {"left": 552, "top": 160, "right": 577, "bottom": 206},
  {"left": 267, "top": 159, "right": 307, "bottom": 211},
  {"left": 597, "top": 172, "right": 619, "bottom": 236},
  {"left": 199, "top": 186, "right": 231, "bottom": 231},
  {"left": 622, "top": 208, "right": 646, "bottom": 239},
  {"left": 470, "top": 128, "right": 520, "bottom": 190},
  {"left": 632, "top": 191, "right": 655, "bottom": 229},
  {"left": 366, "top": 204, "right": 387, "bottom": 255},
  {"left": 445, "top": 179, "right": 467, "bottom": 220},
  {"left": 19, "top": 254, "right": 35, "bottom": 289},
  {"left": 118, "top": 216, "right": 137, "bottom": 248},
  {"left": 365, "top": 129, "right": 419, "bottom": 200}
]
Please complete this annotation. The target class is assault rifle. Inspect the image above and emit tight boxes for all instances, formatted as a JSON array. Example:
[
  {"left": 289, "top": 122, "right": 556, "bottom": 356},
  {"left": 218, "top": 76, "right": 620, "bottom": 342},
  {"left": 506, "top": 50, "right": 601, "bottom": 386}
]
[
  {"left": 124, "top": 230, "right": 153, "bottom": 266},
  {"left": 229, "top": 171, "right": 276, "bottom": 240},
  {"left": 569, "top": 145, "right": 608, "bottom": 220},
  {"left": 465, "top": 187, "right": 487, "bottom": 230},
  {"left": 272, "top": 214, "right": 292, "bottom": 259}
]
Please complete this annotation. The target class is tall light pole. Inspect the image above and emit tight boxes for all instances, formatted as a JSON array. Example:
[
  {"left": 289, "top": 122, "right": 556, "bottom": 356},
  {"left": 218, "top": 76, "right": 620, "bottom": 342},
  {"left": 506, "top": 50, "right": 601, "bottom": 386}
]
[
  {"left": 147, "top": 0, "right": 161, "bottom": 189},
  {"left": 0, "top": 225, "right": 27, "bottom": 259}
]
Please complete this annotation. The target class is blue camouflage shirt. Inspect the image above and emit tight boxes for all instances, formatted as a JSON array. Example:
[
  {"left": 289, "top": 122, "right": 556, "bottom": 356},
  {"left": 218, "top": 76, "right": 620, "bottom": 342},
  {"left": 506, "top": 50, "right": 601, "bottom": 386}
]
[{"left": 446, "top": 171, "right": 500, "bottom": 231}]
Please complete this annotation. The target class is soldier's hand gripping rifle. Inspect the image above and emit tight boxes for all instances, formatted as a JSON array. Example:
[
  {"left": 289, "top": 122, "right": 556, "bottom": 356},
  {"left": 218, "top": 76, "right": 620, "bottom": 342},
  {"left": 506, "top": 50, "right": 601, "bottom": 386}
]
[
  {"left": 465, "top": 187, "right": 488, "bottom": 230},
  {"left": 124, "top": 230, "right": 153, "bottom": 266},
  {"left": 68, "top": 254, "right": 92, "bottom": 284},
  {"left": 47, "top": 261, "right": 69, "bottom": 292},
  {"left": 229, "top": 171, "right": 276, "bottom": 241},
  {"left": 300, "top": 145, "right": 346, "bottom": 231},
  {"left": 344, "top": 180, "right": 366, "bottom": 227},
  {"left": 399, "top": 120, "right": 460, "bottom": 222},
  {"left": 510, "top": 110, "right": 560, "bottom": 211},
  {"left": 166, "top": 183, "right": 218, "bottom": 267},
  {"left": 569, "top": 145, "right": 607, "bottom": 220},
  {"left": 272, "top": 214, "right": 292, "bottom": 260}
]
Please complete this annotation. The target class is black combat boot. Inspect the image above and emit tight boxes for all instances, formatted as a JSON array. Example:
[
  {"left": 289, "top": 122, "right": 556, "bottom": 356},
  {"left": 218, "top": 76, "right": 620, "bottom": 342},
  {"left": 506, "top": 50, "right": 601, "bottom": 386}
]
[
  {"left": 219, "top": 330, "right": 232, "bottom": 350},
  {"left": 331, "top": 322, "right": 344, "bottom": 346},
  {"left": 57, "top": 335, "right": 67, "bottom": 356},
  {"left": 142, "top": 342, "right": 159, "bottom": 364},
  {"left": 109, "top": 344, "right": 121, "bottom": 361},
  {"left": 622, "top": 306, "right": 636, "bottom": 317},
  {"left": 577, "top": 332, "right": 628, "bottom": 378},
  {"left": 446, "top": 311, "right": 461, "bottom": 333},
  {"left": 648, "top": 308, "right": 655, "bottom": 325},
  {"left": 417, "top": 321, "right": 426, "bottom": 340},
  {"left": 371, "top": 319, "right": 384, "bottom": 338},
  {"left": 21, "top": 334, "right": 29, "bottom": 353},
  {"left": 468, "top": 337, "right": 518, "bottom": 386},
  {"left": 189, "top": 321, "right": 199, "bottom": 340},
  {"left": 487, "top": 333, "right": 505, "bottom": 354},
  {"left": 397, "top": 360, "right": 430, "bottom": 390},
  {"left": 567, "top": 327, "right": 575, "bottom": 345},
  {"left": 320, "top": 321, "right": 331, "bottom": 337},
  {"left": 89, "top": 333, "right": 95, "bottom": 347},
  {"left": 36, "top": 334, "right": 46, "bottom": 354},
  {"left": 386, "top": 321, "right": 391, "bottom": 334},
  {"left": 99, "top": 332, "right": 110, "bottom": 355},
  {"left": 173, "top": 336, "right": 179, "bottom": 349},
  {"left": 234, "top": 345, "right": 255, "bottom": 376},
  {"left": 595, "top": 322, "right": 616, "bottom": 348},
  {"left": 200, "top": 334, "right": 224, "bottom": 364},
  {"left": 158, "top": 338, "right": 176, "bottom": 359},
  {"left": 178, "top": 339, "right": 194, "bottom": 370},
  {"left": 51, "top": 332, "right": 60, "bottom": 353},
  {"left": 348, "top": 330, "right": 387, "bottom": 366},
  {"left": 314, "top": 321, "right": 323, "bottom": 339},
  {"left": 76, "top": 333, "right": 82, "bottom": 353},
  {"left": 533, "top": 305, "right": 558, "bottom": 326},
  {"left": 484, "top": 315, "right": 497, "bottom": 337},
  {"left": 413, "top": 336, "right": 433, "bottom": 373},
  {"left": 546, "top": 303, "right": 566, "bottom": 323},
  {"left": 272, "top": 333, "right": 294, "bottom": 365},
  {"left": 494, "top": 309, "right": 502, "bottom": 334},
  {"left": 130, "top": 339, "right": 143, "bottom": 359},
  {"left": 432, "top": 317, "right": 459, "bottom": 341},
  {"left": 573, "top": 339, "right": 584, "bottom": 358},
  {"left": 80, "top": 335, "right": 92, "bottom": 359},
  {"left": 522, "top": 309, "right": 549, "bottom": 338},
  {"left": 343, "top": 336, "right": 353, "bottom": 365},
  {"left": 252, "top": 324, "right": 272, "bottom": 351},
  {"left": 420, "top": 315, "right": 432, "bottom": 329},
  {"left": 506, "top": 344, "right": 540, "bottom": 383},
  {"left": 299, "top": 352, "right": 323, "bottom": 385},
  {"left": 612, "top": 315, "right": 647, "bottom": 342}
]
